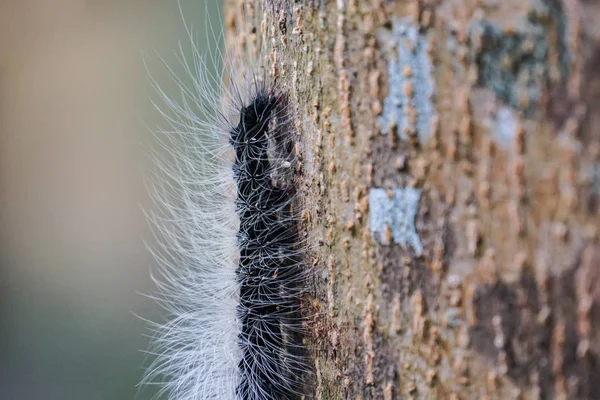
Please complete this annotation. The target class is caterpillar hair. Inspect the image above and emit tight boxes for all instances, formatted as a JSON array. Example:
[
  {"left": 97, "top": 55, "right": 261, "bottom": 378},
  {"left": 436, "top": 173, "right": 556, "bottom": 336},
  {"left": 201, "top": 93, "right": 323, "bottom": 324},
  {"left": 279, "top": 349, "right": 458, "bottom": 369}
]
[{"left": 142, "top": 4, "right": 309, "bottom": 400}]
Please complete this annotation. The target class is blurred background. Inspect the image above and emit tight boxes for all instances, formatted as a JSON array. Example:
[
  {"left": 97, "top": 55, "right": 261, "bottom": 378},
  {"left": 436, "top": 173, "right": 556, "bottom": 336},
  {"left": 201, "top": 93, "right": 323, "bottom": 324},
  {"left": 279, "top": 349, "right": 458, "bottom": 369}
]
[{"left": 0, "top": 1, "right": 222, "bottom": 398}]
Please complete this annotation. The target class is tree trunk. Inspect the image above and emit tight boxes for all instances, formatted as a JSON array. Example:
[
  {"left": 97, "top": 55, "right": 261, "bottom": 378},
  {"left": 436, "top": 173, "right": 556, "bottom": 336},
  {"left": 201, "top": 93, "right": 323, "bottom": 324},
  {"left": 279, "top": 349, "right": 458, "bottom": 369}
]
[{"left": 226, "top": 0, "right": 600, "bottom": 398}]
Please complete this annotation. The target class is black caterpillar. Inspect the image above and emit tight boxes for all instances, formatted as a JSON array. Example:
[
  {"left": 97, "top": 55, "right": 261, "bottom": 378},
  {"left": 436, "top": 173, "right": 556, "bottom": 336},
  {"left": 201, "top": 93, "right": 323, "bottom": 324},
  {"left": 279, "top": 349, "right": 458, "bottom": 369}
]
[{"left": 230, "top": 89, "right": 306, "bottom": 400}]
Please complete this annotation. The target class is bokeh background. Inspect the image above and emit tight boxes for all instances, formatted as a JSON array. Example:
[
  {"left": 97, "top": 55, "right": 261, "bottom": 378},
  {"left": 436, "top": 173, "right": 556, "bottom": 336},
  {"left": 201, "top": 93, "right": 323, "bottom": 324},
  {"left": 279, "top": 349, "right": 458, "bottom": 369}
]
[{"left": 0, "top": 1, "right": 222, "bottom": 398}]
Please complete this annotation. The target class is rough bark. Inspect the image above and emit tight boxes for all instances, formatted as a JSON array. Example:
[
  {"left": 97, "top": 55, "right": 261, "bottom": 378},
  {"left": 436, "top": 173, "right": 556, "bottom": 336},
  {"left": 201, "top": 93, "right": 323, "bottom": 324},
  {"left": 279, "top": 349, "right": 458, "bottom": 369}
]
[{"left": 226, "top": 0, "right": 600, "bottom": 398}]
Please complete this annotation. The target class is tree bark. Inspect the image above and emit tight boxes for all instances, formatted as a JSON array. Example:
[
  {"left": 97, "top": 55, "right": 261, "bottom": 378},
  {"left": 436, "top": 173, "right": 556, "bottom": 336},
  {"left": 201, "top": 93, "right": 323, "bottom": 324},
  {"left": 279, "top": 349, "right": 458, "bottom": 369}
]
[{"left": 226, "top": 0, "right": 600, "bottom": 398}]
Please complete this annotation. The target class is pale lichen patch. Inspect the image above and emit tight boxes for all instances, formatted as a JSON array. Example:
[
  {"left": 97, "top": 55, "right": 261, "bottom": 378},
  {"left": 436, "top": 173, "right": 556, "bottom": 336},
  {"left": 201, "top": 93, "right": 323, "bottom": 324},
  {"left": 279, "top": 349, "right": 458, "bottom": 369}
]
[
  {"left": 368, "top": 187, "right": 423, "bottom": 255},
  {"left": 378, "top": 19, "right": 436, "bottom": 144},
  {"left": 492, "top": 106, "right": 519, "bottom": 148}
]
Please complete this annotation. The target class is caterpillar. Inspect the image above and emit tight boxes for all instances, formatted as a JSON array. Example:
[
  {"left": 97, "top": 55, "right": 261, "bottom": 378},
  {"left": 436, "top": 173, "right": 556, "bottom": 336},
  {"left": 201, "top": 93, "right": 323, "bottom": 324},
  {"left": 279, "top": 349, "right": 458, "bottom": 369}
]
[{"left": 143, "top": 4, "right": 308, "bottom": 400}]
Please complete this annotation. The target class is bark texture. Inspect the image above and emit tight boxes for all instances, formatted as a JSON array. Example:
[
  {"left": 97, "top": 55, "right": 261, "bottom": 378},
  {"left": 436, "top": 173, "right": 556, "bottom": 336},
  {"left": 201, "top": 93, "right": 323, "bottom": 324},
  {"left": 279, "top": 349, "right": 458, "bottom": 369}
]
[{"left": 226, "top": 0, "right": 600, "bottom": 398}]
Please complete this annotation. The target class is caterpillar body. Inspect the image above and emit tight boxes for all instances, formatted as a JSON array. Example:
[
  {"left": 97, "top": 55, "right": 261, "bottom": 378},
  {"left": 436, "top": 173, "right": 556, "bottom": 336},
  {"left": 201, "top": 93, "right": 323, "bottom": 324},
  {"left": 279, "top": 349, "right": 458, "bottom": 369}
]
[{"left": 144, "top": 8, "right": 307, "bottom": 400}]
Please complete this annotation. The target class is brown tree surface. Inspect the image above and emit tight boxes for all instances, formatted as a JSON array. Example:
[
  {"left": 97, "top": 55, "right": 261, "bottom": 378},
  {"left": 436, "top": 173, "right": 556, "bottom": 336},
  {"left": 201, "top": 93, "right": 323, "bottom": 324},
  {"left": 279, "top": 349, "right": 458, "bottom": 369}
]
[{"left": 226, "top": 0, "right": 600, "bottom": 398}]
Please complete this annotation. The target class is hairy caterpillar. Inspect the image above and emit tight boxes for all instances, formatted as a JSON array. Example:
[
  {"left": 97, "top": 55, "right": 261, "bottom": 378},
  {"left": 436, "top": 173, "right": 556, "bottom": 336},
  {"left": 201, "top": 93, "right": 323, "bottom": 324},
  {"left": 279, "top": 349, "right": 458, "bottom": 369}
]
[{"left": 142, "top": 4, "right": 308, "bottom": 400}]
